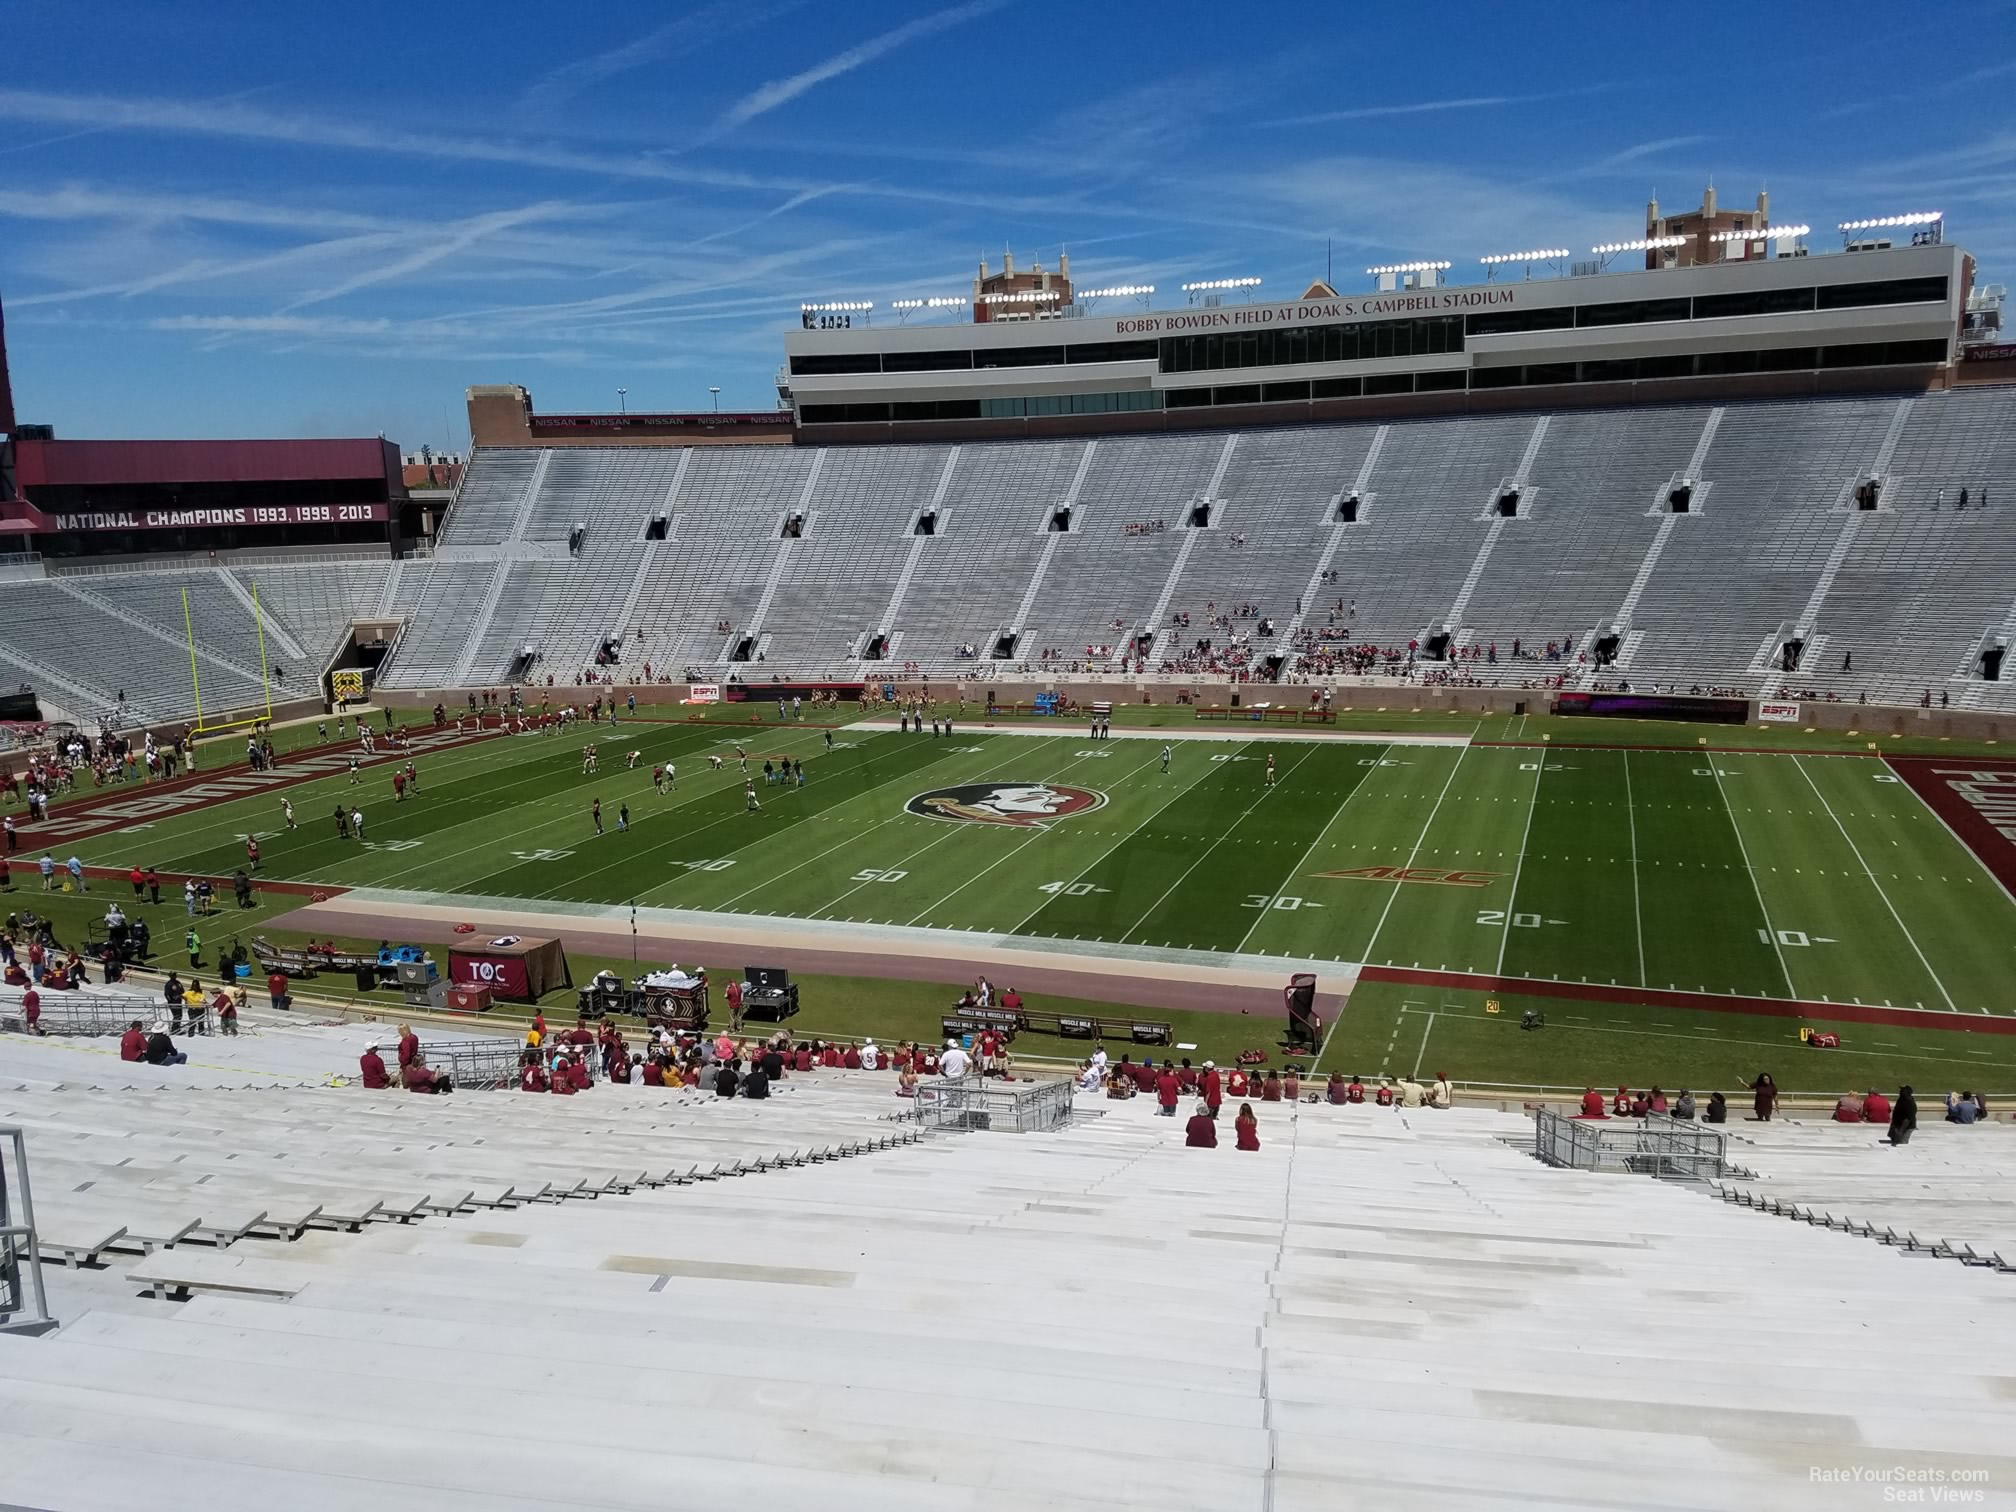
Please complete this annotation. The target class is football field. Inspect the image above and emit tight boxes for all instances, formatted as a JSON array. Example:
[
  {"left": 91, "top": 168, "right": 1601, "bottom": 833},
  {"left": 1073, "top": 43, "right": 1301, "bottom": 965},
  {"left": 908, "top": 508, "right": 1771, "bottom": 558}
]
[{"left": 61, "top": 714, "right": 2016, "bottom": 1018}]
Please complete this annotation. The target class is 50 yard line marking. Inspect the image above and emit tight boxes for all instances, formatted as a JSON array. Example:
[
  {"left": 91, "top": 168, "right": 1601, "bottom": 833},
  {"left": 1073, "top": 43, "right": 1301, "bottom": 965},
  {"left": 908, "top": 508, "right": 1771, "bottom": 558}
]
[
  {"left": 1496, "top": 750, "right": 1546, "bottom": 976},
  {"left": 1792, "top": 755, "right": 1960, "bottom": 1012}
]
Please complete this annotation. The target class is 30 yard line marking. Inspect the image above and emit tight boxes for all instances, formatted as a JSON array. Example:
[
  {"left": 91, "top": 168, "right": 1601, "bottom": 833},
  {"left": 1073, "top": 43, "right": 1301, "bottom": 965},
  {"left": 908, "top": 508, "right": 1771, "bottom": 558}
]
[
  {"left": 1622, "top": 749, "right": 1647, "bottom": 988},
  {"left": 1229, "top": 742, "right": 1392, "bottom": 957},
  {"left": 1791, "top": 755, "right": 1961, "bottom": 1013},
  {"left": 1707, "top": 757, "right": 1796, "bottom": 998},
  {"left": 1117, "top": 746, "right": 1318, "bottom": 944},
  {"left": 1496, "top": 751, "right": 1547, "bottom": 976}
]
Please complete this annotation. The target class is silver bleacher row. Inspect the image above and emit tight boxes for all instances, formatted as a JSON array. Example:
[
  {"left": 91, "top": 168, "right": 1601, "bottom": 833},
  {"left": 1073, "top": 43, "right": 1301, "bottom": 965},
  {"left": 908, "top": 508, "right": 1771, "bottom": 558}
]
[{"left": 6, "top": 388, "right": 2014, "bottom": 717}]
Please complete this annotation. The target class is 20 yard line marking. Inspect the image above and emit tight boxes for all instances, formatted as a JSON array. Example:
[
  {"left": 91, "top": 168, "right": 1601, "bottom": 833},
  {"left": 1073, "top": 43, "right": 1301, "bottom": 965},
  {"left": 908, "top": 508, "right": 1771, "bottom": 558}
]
[
  {"left": 1496, "top": 751, "right": 1547, "bottom": 976},
  {"left": 1791, "top": 755, "right": 1962, "bottom": 1013},
  {"left": 1359, "top": 743, "right": 1475, "bottom": 971}
]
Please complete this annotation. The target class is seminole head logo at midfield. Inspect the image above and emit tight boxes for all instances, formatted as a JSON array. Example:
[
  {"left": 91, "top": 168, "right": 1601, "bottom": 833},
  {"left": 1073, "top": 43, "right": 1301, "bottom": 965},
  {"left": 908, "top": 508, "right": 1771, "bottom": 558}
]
[{"left": 905, "top": 782, "right": 1107, "bottom": 828}]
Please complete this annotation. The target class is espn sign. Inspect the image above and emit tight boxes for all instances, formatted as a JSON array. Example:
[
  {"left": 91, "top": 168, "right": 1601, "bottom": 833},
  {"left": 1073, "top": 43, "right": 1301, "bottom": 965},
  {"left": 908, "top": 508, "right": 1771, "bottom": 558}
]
[
  {"left": 684, "top": 683, "right": 721, "bottom": 705},
  {"left": 1757, "top": 701, "right": 1801, "bottom": 724}
]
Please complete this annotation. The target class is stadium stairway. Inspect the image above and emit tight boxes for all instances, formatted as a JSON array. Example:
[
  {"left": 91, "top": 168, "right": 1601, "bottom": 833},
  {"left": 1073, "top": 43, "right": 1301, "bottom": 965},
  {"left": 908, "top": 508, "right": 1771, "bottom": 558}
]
[{"left": 1, "top": 1087, "right": 2011, "bottom": 1509}]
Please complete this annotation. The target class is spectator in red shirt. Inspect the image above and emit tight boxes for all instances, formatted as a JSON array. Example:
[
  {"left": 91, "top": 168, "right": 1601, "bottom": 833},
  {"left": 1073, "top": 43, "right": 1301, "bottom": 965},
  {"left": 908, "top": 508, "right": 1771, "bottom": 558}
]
[
  {"left": 1201, "top": 1062, "right": 1223, "bottom": 1117},
  {"left": 1347, "top": 1076, "right": 1366, "bottom": 1104},
  {"left": 1185, "top": 1103, "right": 1218, "bottom": 1148},
  {"left": 1861, "top": 1088, "right": 1892, "bottom": 1124},
  {"left": 1832, "top": 1092, "right": 1865, "bottom": 1123},
  {"left": 402, "top": 1054, "right": 449, "bottom": 1093},
  {"left": 396, "top": 1023, "right": 419, "bottom": 1070},
  {"left": 1647, "top": 1087, "right": 1669, "bottom": 1115},
  {"left": 1325, "top": 1072, "right": 1348, "bottom": 1105},
  {"left": 725, "top": 979, "right": 743, "bottom": 1029},
  {"left": 641, "top": 1058, "right": 663, "bottom": 1087},
  {"left": 19, "top": 986, "right": 41, "bottom": 1034},
  {"left": 120, "top": 1020, "right": 147, "bottom": 1061},
  {"left": 1283, "top": 1068, "right": 1302, "bottom": 1101},
  {"left": 794, "top": 1043, "right": 813, "bottom": 1073},
  {"left": 128, "top": 865, "right": 145, "bottom": 898},
  {"left": 1579, "top": 1086, "right": 1608, "bottom": 1119},
  {"left": 1261, "top": 1070, "right": 1283, "bottom": 1103},
  {"left": 1612, "top": 1086, "right": 1633, "bottom": 1117},
  {"left": 359, "top": 1041, "right": 392, "bottom": 1089},
  {"left": 520, "top": 1053, "right": 550, "bottom": 1092},
  {"left": 842, "top": 1043, "right": 862, "bottom": 1070},
  {"left": 1177, "top": 1058, "right": 1198, "bottom": 1092},
  {"left": 1374, "top": 1079, "right": 1395, "bottom": 1107},
  {"left": 1227, "top": 1068, "right": 1249, "bottom": 1099},
  {"left": 999, "top": 986, "right": 1023, "bottom": 1016},
  {"left": 1156, "top": 1066, "right": 1180, "bottom": 1116},
  {"left": 1234, "top": 1104, "right": 1261, "bottom": 1151},
  {"left": 267, "top": 970, "right": 290, "bottom": 1012}
]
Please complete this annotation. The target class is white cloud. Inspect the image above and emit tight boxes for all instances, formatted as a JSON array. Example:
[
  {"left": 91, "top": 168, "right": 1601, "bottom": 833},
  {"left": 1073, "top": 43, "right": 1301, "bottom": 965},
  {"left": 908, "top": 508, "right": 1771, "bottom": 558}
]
[
  {"left": 281, "top": 201, "right": 576, "bottom": 310},
  {"left": 521, "top": 1, "right": 803, "bottom": 110},
  {"left": 1264, "top": 85, "right": 1618, "bottom": 129},
  {"left": 708, "top": 0, "right": 1005, "bottom": 137}
]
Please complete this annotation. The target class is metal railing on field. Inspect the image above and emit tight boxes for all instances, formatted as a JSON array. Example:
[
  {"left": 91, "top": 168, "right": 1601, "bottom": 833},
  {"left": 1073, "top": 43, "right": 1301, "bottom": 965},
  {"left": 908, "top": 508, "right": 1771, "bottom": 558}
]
[
  {"left": 909, "top": 1073, "right": 1075, "bottom": 1133},
  {"left": 0, "top": 1125, "right": 57, "bottom": 1336},
  {"left": 1533, "top": 1108, "right": 1728, "bottom": 1180}
]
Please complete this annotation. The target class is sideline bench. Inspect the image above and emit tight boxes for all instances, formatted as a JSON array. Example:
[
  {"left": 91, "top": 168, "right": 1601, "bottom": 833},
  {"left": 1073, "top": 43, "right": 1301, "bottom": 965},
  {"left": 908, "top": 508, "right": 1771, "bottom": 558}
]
[{"left": 944, "top": 1007, "right": 1173, "bottom": 1047}]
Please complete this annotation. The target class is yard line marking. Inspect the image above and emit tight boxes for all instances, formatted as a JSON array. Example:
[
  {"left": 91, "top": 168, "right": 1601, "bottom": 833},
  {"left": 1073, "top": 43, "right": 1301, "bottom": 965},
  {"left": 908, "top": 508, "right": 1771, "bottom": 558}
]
[
  {"left": 724, "top": 735, "right": 1081, "bottom": 914},
  {"left": 1229, "top": 743, "right": 1392, "bottom": 957},
  {"left": 1791, "top": 755, "right": 1961, "bottom": 1014},
  {"left": 900, "top": 744, "right": 1166, "bottom": 926},
  {"left": 1116, "top": 747, "right": 1319, "bottom": 944},
  {"left": 1410, "top": 1012, "right": 1437, "bottom": 1078},
  {"left": 1622, "top": 749, "right": 1647, "bottom": 988},
  {"left": 1706, "top": 754, "right": 1796, "bottom": 999},
  {"left": 1496, "top": 750, "right": 1547, "bottom": 976},
  {"left": 1003, "top": 741, "right": 1256, "bottom": 936},
  {"left": 1358, "top": 744, "right": 1475, "bottom": 972}
]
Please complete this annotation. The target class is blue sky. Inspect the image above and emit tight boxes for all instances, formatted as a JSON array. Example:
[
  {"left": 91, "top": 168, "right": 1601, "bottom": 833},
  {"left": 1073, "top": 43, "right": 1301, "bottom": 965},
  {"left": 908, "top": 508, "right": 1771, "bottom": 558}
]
[{"left": 3, "top": 0, "right": 2012, "bottom": 449}]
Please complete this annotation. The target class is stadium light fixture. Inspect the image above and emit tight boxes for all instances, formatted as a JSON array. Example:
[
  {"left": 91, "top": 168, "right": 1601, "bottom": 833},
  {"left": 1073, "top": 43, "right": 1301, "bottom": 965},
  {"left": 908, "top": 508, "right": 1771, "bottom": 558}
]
[
  {"left": 925, "top": 296, "right": 966, "bottom": 308},
  {"left": 800, "top": 300, "right": 873, "bottom": 312},
  {"left": 1838, "top": 212, "right": 1942, "bottom": 230},
  {"left": 890, "top": 298, "right": 925, "bottom": 311},
  {"left": 1080, "top": 284, "right": 1156, "bottom": 298},
  {"left": 1180, "top": 276, "right": 1263, "bottom": 291},
  {"left": 983, "top": 289, "right": 1062, "bottom": 304},
  {"left": 1709, "top": 224, "right": 1810, "bottom": 243},
  {"left": 1478, "top": 248, "right": 1569, "bottom": 265},
  {"left": 1590, "top": 236, "right": 1687, "bottom": 255},
  {"left": 1364, "top": 261, "right": 1453, "bottom": 275}
]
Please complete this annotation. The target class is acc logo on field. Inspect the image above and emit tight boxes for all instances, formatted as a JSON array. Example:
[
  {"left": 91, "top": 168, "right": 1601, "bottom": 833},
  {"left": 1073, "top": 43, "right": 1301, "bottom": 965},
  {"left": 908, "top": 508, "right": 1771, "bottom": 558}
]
[{"left": 906, "top": 783, "right": 1106, "bottom": 828}]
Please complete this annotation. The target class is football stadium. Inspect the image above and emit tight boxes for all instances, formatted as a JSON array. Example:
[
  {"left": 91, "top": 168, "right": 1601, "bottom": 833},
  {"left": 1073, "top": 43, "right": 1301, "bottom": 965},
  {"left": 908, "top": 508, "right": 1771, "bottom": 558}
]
[{"left": 5, "top": 14, "right": 2016, "bottom": 1506}]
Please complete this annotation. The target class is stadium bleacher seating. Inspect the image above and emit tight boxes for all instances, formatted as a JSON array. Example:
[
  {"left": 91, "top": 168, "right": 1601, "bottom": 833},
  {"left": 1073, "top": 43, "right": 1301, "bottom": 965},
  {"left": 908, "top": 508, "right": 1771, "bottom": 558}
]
[
  {"left": 1, "top": 1025, "right": 2008, "bottom": 1509},
  {"left": 10, "top": 388, "right": 2016, "bottom": 720}
]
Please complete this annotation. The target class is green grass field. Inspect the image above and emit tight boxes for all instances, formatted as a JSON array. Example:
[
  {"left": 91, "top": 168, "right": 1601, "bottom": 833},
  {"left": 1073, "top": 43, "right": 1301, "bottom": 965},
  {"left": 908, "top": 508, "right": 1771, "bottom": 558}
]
[{"left": 20, "top": 708, "right": 2016, "bottom": 1090}]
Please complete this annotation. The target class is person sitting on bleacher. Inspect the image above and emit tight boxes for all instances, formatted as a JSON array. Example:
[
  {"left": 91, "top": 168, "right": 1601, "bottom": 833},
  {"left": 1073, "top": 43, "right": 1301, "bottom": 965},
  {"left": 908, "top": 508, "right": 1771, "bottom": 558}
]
[
  {"left": 1860, "top": 1087, "right": 1890, "bottom": 1124},
  {"left": 1578, "top": 1086, "right": 1607, "bottom": 1118},
  {"left": 714, "top": 1060, "right": 740, "bottom": 1098},
  {"left": 359, "top": 1041, "right": 393, "bottom": 1089},
  {"left": 1260, "top": 1070, "right": 1283, "bottom": 1102},
  {"left": 1105, "top": 1069, "right": 1134, "bottom": 1099},
  {"left": 1374, "top": 1078, "right": 1395, "bottom": 1107},
  {"left": 1945, "top": 1091, "right": 1980, "bottom": 1125},
  {"left": 519, "top": 1050, "right": 549, "bottom": 1093},
  {"left": 1672, "top": 1090, "right": 1696, "bottom": 1120},
  {"left": 401, "top": 1051, "right": 451, "bottom": 1094},
  {"left": 742, "top": 1059, "right": 771, "bottom": 1099},
  {"left": 144, "top": 1020, "right": 187, "bottom": 1066},
  {"left": 1324, "top": 1073, "right": 1348, "bottom": 1105},
  {"left": 1612, "top": 1086, "right": 1633, "bottom": 1117},
  {"left": 1704, "top": 1091, "right": 1728, "bottom": 1124},
  {"left": 1347, "top": 1075, "right": 1366, "bottom": 1104},
  {"left": 1833, "top": 1091, "right": 1866, "bottom": 1123},
  {"left": 1184, "top": 1102, "right": 1217, "bottom": 1148},
  {"left": 121, "top": 1019, "right": 147, "bottom": 1061}
]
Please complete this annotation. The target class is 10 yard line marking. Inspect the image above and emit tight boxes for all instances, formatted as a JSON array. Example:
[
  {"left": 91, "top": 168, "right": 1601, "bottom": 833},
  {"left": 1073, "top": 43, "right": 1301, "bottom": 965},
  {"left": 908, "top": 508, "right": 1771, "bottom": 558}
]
[
  {"left": 1707, "top": 757, "right": 1797, "bottom": 998},
  {"left": 1622, "top": 749, "right": 1647, "bottom": 988},
  {"left": 1791, "top": 755, "right": 1962, "bottom": 1013},
  {"left": 1496, "top": 751, "right": 1547, "bottom": 976}
]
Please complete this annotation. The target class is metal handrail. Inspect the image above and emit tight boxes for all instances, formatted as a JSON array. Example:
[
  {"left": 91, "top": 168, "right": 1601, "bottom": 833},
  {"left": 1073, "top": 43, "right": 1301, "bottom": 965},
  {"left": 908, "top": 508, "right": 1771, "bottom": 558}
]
[
  {"left": 0, "top": 1125, "right": 56, "bottom": 1336},
  {"left": 909, "top": 1073, "right": 1075, "bottom": 1133},
  {"left": 1533, "top": 1108, "right": 1728, "bottom": 1180}
]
